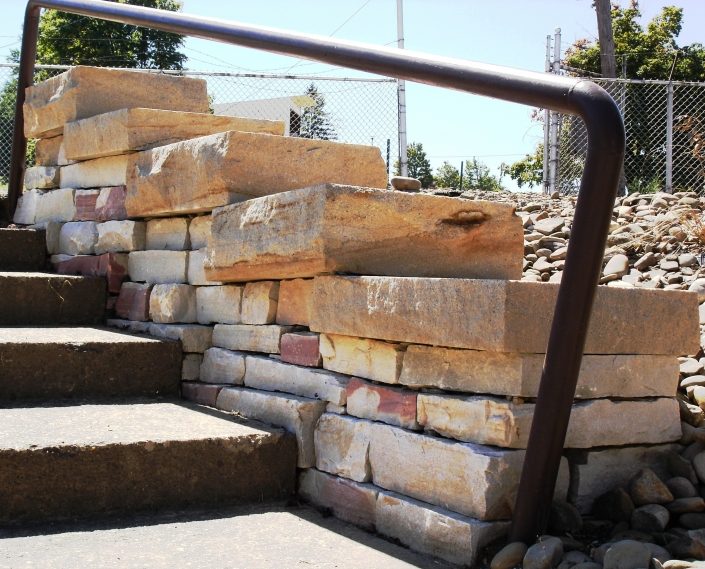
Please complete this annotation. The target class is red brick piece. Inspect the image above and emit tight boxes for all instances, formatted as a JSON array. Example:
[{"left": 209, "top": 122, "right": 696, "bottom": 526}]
[
  {"left": 181, "top": 382, "right": 222, "bottom": 407},
  {"left": 116, "top": 282, "right": 152, "bottom": 321},
  {"left": 95, "top": 186, "right": 127, "bottom": 221},
  {"left": 280, "top": 332, "right": 321, "bottom": 367},
  {"left": 346, "top": 377, "right": 419, "bottom": 430},
  {"left": 54, "top": 252, "right": 128, "bottom": 293},
  {"left": 74, "top": 189, "right": 100, "bottom": 221}
]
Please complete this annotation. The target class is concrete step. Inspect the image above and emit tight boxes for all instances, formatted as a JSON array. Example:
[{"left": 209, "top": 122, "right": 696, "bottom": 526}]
[
  {"left": 0, "top": 272, "right": 105, "bottom": 325},
  {"left": 0, "top": 327, "right": 181, "bottom": 402},
  {"left": 0, "top": 228, "right": 47, "bottom": 271},
  {"left": 0, "top": 402, "right": 297, "bottom": 525}
]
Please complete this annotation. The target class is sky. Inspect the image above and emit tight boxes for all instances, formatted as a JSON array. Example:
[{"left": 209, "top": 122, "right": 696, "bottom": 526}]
[{"left": 0, "top": 0, "right": 703, "bottom": 191}]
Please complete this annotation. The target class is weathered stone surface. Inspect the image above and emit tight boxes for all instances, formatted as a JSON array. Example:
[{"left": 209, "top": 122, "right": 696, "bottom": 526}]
[
  {"left": 35, "top": 188, "right": 75, "bottom": 224},
  {"left": 35, "top": 135, "right": 72, "bottom": 166},
  {"left": 115, "top": 282, "right": 151, "bottom": 321},
  {"left": 200, "top": 347, "right": 246, "bottom": 384},
  {"left": 298, "top": 469, "right": 378, "bottom": 530},
  {"left": 125, "top": 131, "right": 388, "bottom": 217},
  {"left": 60, "top": 155, "right": 129, "bottom": 189},
  {"left": 64, "top": 107, "right": 285, "bottom": 161},
  {"left": 216, "top": 387, "right": 326, "bottom": 467},
  {"left": 54, "top": 252, "right": 127, "bottom": 293},
  {"left": 523, "top": 537, "right": 563, "bottom": 569},
  {"left": 25, "top": 66, "right": 208, "bottom": 138},
  {"left": 320, "top": 334, "right": 404, "bottom": 385},
  {"left": 205, "top": 184, "right": 523, "bottom": 282},
  {"left": 400, "top": 344, "right": 679, "bottom": 398},
  {"left": 95, "top": 220, "right": 145, "bottom": 254},
  {"left": 24, "top": 166, "right": 59, "bottom": 189},
  {"left": 128, "top": 250, "right": 188, "bottom": 284},
  {"left": 389, "top": 176, "right": 421, "bottom": 191},
  {"left": 149, "top": 284, "right": 197, "bottom": 324},
  {"left": 74, "top": 189, "right": 100, "bottom": 221},
  {"left": 58, "top": 221, "right": 97, "bottom": 255},
  {"left": 346, "top": 378, "right": 419, "bottom": 430},
  {"left": 212, "top": 324, "right": 291, "bottom": 354},
  {"left": 145, "top": 218, "right": 190, "bottom": 251},
  {"left": 181, "top": 354, "right": 202, "bottom": 381},
  {"left": 143, "top": 323, "right": 210, "bottom": 353},
  {"left": 241, "top": 281, "right": 279, "bottom": 324},
  {"left": 491, "top": 542, "right": 528, "bottom": 569},
  {"left": 280, "top": 332, "right": 321, "bottom": 367},
  {"left": 13, "top": 189, "right": 42, "bottom": 225},
  {"left": 310, "top": 276, "right": 700, "bottom": 355},
  {"left": 94, "top": 186, "right": 127, "bottom": 221},
  {"left": 181, "top": 382, "right": 221, "bottom": 406},
  {"left": 196, "top": 285, "right": 242, "bottom": 325},
  {"left": 244, "top": 355, "right": 348, "bottom": 405},
  {"left": 314, "top": 413, "right": 373, "bottom": 482},
  {"left": 630, "top": 467, "right": 675, "bottom": 506},
  {"left": 276, "top": 278, "right": 314, "bottom": 326},
  {"left": 376, "top": 491, "right": 509, "bottom": 567},
  {"left": 189, "top": 215, "right": 212, "bottom": 250},
  {"left": 187, "top": 249, "right": 221, "bottom": 286},
  {"left": 42, "top": 220, "right": 62, "bottom": 255}
]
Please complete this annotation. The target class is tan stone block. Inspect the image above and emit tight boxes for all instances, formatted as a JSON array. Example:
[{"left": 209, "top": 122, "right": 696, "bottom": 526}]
[
  {"left": 241, "top": 281, "right": 279, "bottom": 324},
  {"left": 188, "top": 249, "right": 221, "bottom": 286},
  {"left": 128, "top": 250, "right": 188, "bottom": 284},
  {"left": 145, "top": 217, "right": 190, "bottom": 250},
  {"left": 60, "top": 155, "right": 129, "bottom": 189},
  {"left": 41, "top": 220, "right": 62, "bottom": 255},
  {"left": 400, "top": 345, "right": 679, "bottom": 399},
  {"left": 276, "top": 278, "right": 314, "bottom": 326},
  {"left": 35, "top": 188, "right": 75, "bottom": 223},
  {"left": 181, "top": 354, "right": 202, "bottom": 381},
  {"left": 64, "top": 107, "right": 285, "bottom": 161},
  {"left": 216, "top": 387, "right": 325, "bottom": 467},
  {"left": 314, "top": 413, "right": 372, "bottom": 482},
  {"left": 181, "top": 381, "right": 221, "bottom": 406},
  {"left": 58, "top": 221, "right": 98, "bottom": 255},
  {"left": 95, "top": 220, "right": 146, "bottom": 254},
  {"left": 24, "top": 165, "right": 59, "bottom": 189},
  {"left": 35, "top": 135, "right": 73, "bottom": 166},
  {"left": 205, "top": 184, "right": 522, "bottom": 282},
  {"left": 212, "top": 324, "right": 292, "bottom": 354},
  {"left": 149, "top": 283, "right": 197, "bottom": 324},
  {"left": 115, "top": 282, "right": 151, "bottom": 321},
  {"left": 346, "top": 378, "right": 418, "bottom": 430},
  {"left": 376, "top": 491, "right": 509, "bottom": 567},
  {"left": 244, "top": 355, "right": 348, "bottom": 405},
  {"left": 310, "top": 277, "right": 700, "bottom": 355},
  {"left": 188, "top": 215, "right": 212, "bottom": 250},
  {"left": 200, "top": 347, "right": 246, "bottom": 384},
  {"left": 24, "top": 66, "right": 208, "bottom": 138},
  {"left": 320, "top": 334, "right": 404, "bottom": 385},
  {"left": 146, "top": 323, "right": 212, "bottom": 353},
  {"left": 13, "top": 189, "right": 42, "bottom": 225},
  {"left": 125, "top": 131, "right": 388, "bottom": 217},
  {"left": 196, "top": 285, "right": 242, "bottom": 325}
]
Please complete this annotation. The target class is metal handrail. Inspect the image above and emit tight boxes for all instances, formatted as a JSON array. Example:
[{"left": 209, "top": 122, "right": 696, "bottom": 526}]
[{"left": 10, "top": 0, "right": 625, "bottom": 543}]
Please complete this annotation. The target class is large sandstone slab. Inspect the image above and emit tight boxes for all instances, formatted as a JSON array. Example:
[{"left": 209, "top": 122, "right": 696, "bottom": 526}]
[
  {"left": 276, "top": 278, "right": 314, "bottom": 326},
  {"left": 205, "top": 184, "right": 522, "bottom": 282},
  {"left": 310, "top": 277, "right": 699, "bottom": 355},
  {"left": 60, "top": 155, "right": 128, "bottom": 189},
  {"left": 320, "top": 334, "right": 405, "bottom": 385},
  {"left": 35, "top": 135, "right": 72, "bottom": 166},
  {"left": 64, "top": 107, "right": 285, "bottom": 161},
  {"left": 212, "top": 324, "right": 292, "bottom": 354},
  {"left": 25, "top": 66, "right": 208, "bottom": 138},
  {"left": 314, "top": 413, "right": 373, "bottom": 482},
  {"left": 125, "top": 131, "right": 388, "bottom": 217}
]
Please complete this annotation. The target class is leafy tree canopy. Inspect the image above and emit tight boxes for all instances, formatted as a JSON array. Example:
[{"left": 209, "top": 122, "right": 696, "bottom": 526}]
[
  {"left": 464, "top": 157, "right": 504, "bottom": 192},
  {"left": 298, "top": 83, "right": 337, "bottom": 141},
  {"left": 434, "top": 161, "right": 460, "bottom": 189},
  {"left": 394, "top": 141, "right": 433, "bottom": 188},
  {"left": 502, "top": 145, "right": 543, "bottom": 189}
]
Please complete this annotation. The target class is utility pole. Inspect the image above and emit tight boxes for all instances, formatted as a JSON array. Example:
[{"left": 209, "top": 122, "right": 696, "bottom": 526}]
[
  {"left": 548, "top": 28, "right": 561, "bottom": 195},
  {"left": 594, "top": 0, "right": 617, "bottom": 78},
  {"left": 397, "top": 0, "right": 408, "bottom": 177},
  {"left": 542, "top": 34, "right": 551, "bottom": 194}
]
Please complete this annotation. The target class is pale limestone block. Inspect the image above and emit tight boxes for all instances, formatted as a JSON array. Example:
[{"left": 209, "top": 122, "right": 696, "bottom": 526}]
[
  {"left": 314, "top": 413, "right": 372, "bottom": 482},
  {"left": 181, "top": 353, "right": 202, "bottom": 381},
  {"left": 63, "top": 107, "right": 285, "bottom": 161},
  {"left": 319, "top": 334, "right": 404, "bottom": 384},
  {"left": 146, "top": 217, "right": 190, "bottom": 250},
  {"left": 25, "top": 66, "right": 208, "bottom": 138},
  {"left": 58, "top": 221, "right": 98, "bottom": 255},
  {"left": 188, "top": 248, "right": 221, "bottom": 285},
  {"left": 146, "top": 322, "right": 212, "bottom": 353},
  {"left": 24, "top": 165, "right": 60, "bottom": 189},
  {"left": 200, "top": 347, "right": 246, "bottom": 384},
  {"left": 376, "top": 491, "right": 509, "bottom": 567},
  {"left": 241, "top": 281, "right": 279, "bottom": 324},
  {"left": 59, "top": 155, "right": 128, "bottom": 189},
  {"left": 346, "top": 377, "right": 418, "bottom": 430},
  {"left": 400, "top": 345, "right": 680, "bottom": 399},
  {"left": 244, "top": 355, "right": 348, "bottom": 405},
  {"left": 126, "top": 131, "right": 388, "bottom": 217},
  {"left": 188, "top": 215, "right": 212, "bottom": 250},
  {"left": 310, "top": 276, "right": 700, "bottom": 356},
  {"left": 128, "top": 250, "right": 188, "bottom": 284},
  {"left": 276, "top": 278, "right": 314, "bottom": 326},
  {"left": 35, "top": 188, "right": 75, "bottom": 224},
  {"left": 212, "top": 324, "right": 292, "bottom": 354},
  {"left": 216, "top": 386, "right": 325, "bottom": 467},
  {"left": 205, "top": 184, "right": 523, "bottom": 282},
  {"left": 149, "top": 283, "right": 197, "bottom": 324},
  {"left": 326, "top": 403, "right": 346, "bottom": 414},
  {"left": 42, "top": 220, "right": 62, "bottom": 255},
  {"left": 95, "top": 220, "right": 146, "bottom": 254},
  {"left": 298, "top": 469, "right": 378, "bottom": 529},
  {"left": 196, "top": 285, "right": 242, "bottom": 325},
  {"left": 13, "top": 189, "right": 43, "bottom": 225}
]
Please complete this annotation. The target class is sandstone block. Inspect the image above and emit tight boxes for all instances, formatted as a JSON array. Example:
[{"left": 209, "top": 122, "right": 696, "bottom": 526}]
[
  {"left": 280, "top": 332, "right": 321, "bottom": 367},
  {"left": 200, "top": 347, "right": 246, "bottom": 384},
  {"left": 376, "top": 491, "right": 509, "bottom": 567},
  {"left": 128, "top": 250, "right": 188, "bottom": 284},
  {"left": 125, "top": 131, "right": 388, "bottom": 217},
  {"left": 181, "top": 382, "right": 221, "bottom": 407},
  {"left": 149, "top": 283, "right": 197, "bottom": 324},
  {"left": 196, "top": 285, "right": 242, "bottom": 325},
  {"left": 276, "top": 278, "right": 314, "bottom": 326},
  {"left": 145, "top": 218, "right": 190, "bottom": 250},
  {"left": 205, "top": 184, "right": 523, "bottom": 282},
  {"left": 35, "top": 135, "right": 72, "bottom": 166},
  {"left": 13, "top": 189, "right": 42, "bottom": 224},
  {"left": 181, "top": 354, "right": 203, "bottom": 381},
  {"left": 25, "top": 66, "right": 208, "bottom": 138},
  {"left": 94, "top": 186, "right": 127, "bottom": 221},
  {"left": 146, "top": 323, "right": 212, "bottom": 353},
  {"left": 314, "top": 413, "right": 373, "bottom": 482},
  {"left": 60, "top": 155, "right": 128, "bottom": 189},
  {"left": 41, "top": 220, "right": 62, "bottom": 255},
  {"left": 58, "top": 221, "right": 98, "bottom": 255},
  {"left": 188, "top": 215, "right": 212, "bottom": 250},
  {"left": 400, "top": 345, "right": 679, "bottom": 398},
  {"left": 187, "top": 249, "right": 221, "bottom": 286},
  {"left": 95, "top": 220, "right": 146, "bottom": 254},
  {"left": 115, "top": 282, "right": 152, "bottom": 321},
  {"left": 346, "top": 378, "right": 418, "bottom": 430},
  {"left": 24, "top": 165, "right": 59, "bottom": 189},
  {"left": 244, "top": 355, "right": 348, "bottom": 405},
  {"left": 241, "top": 281, "right": 279, "bottom": 324},
  {"left": 310, "top": 277, "right": 700, "bottom": 355},
  {"left": 35, "top": 188, "right": 75, "bottom": 224},
  {"left": 54, "top": 252, "right": 127, "bottom": 293},
  {"left": 320, "top": 334, "right": 404, "bottom": 385},
  {"left": 64, "top": 107, "right": 285, "bottom": 161},
  {"left": 74, "top": 189, "right": 100, "bottom": 221},
  {"left": 298, "top": 469, "right": 378, "bottom": 529},
  {"left": 216, "top": 387, "right": 326, "bottom": 467},
  {"left": 212, "top": 324, "right": 292, "bottom": 354}
]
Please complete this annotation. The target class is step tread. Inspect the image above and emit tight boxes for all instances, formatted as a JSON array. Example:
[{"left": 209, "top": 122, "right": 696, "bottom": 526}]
[
  {"left": 0, "top": 271, "right": 90, "bottom": 280},
  {"left": 0, "top": 326, "right": 169, "bottom": 345}
]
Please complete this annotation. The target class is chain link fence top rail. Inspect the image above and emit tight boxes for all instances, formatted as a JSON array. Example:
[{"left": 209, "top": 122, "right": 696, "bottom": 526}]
[
  {"left": 553, "top": 77, "right": 705, "bottom": 195},
  {"left": 0, "top": 63, "right": 399, "bottom": 186}
]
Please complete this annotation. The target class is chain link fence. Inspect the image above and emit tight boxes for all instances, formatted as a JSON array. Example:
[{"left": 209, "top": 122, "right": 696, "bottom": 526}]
[
  {"left": 550, "top": 78, "right": 705, "bottom": 194},
  {"left": 0, "top": 63, "right": 399, "bottom": 186}
]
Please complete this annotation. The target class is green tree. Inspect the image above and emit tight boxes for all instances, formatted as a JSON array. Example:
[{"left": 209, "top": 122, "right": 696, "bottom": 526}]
[
  {"left": 394, "top": 141, "right": 433, "bottom": 188},
  {"left": 464, "top": 157, "right": 504, "bottom": 192},
  {"left": 297, "top": 83, "right": 337, "bottom": 141},
  {"left": 503, "top": 145, "right": 544, "bottom": 189},
  {"left": 434, "top": 161, "right": 460, "bottom": 189}
]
